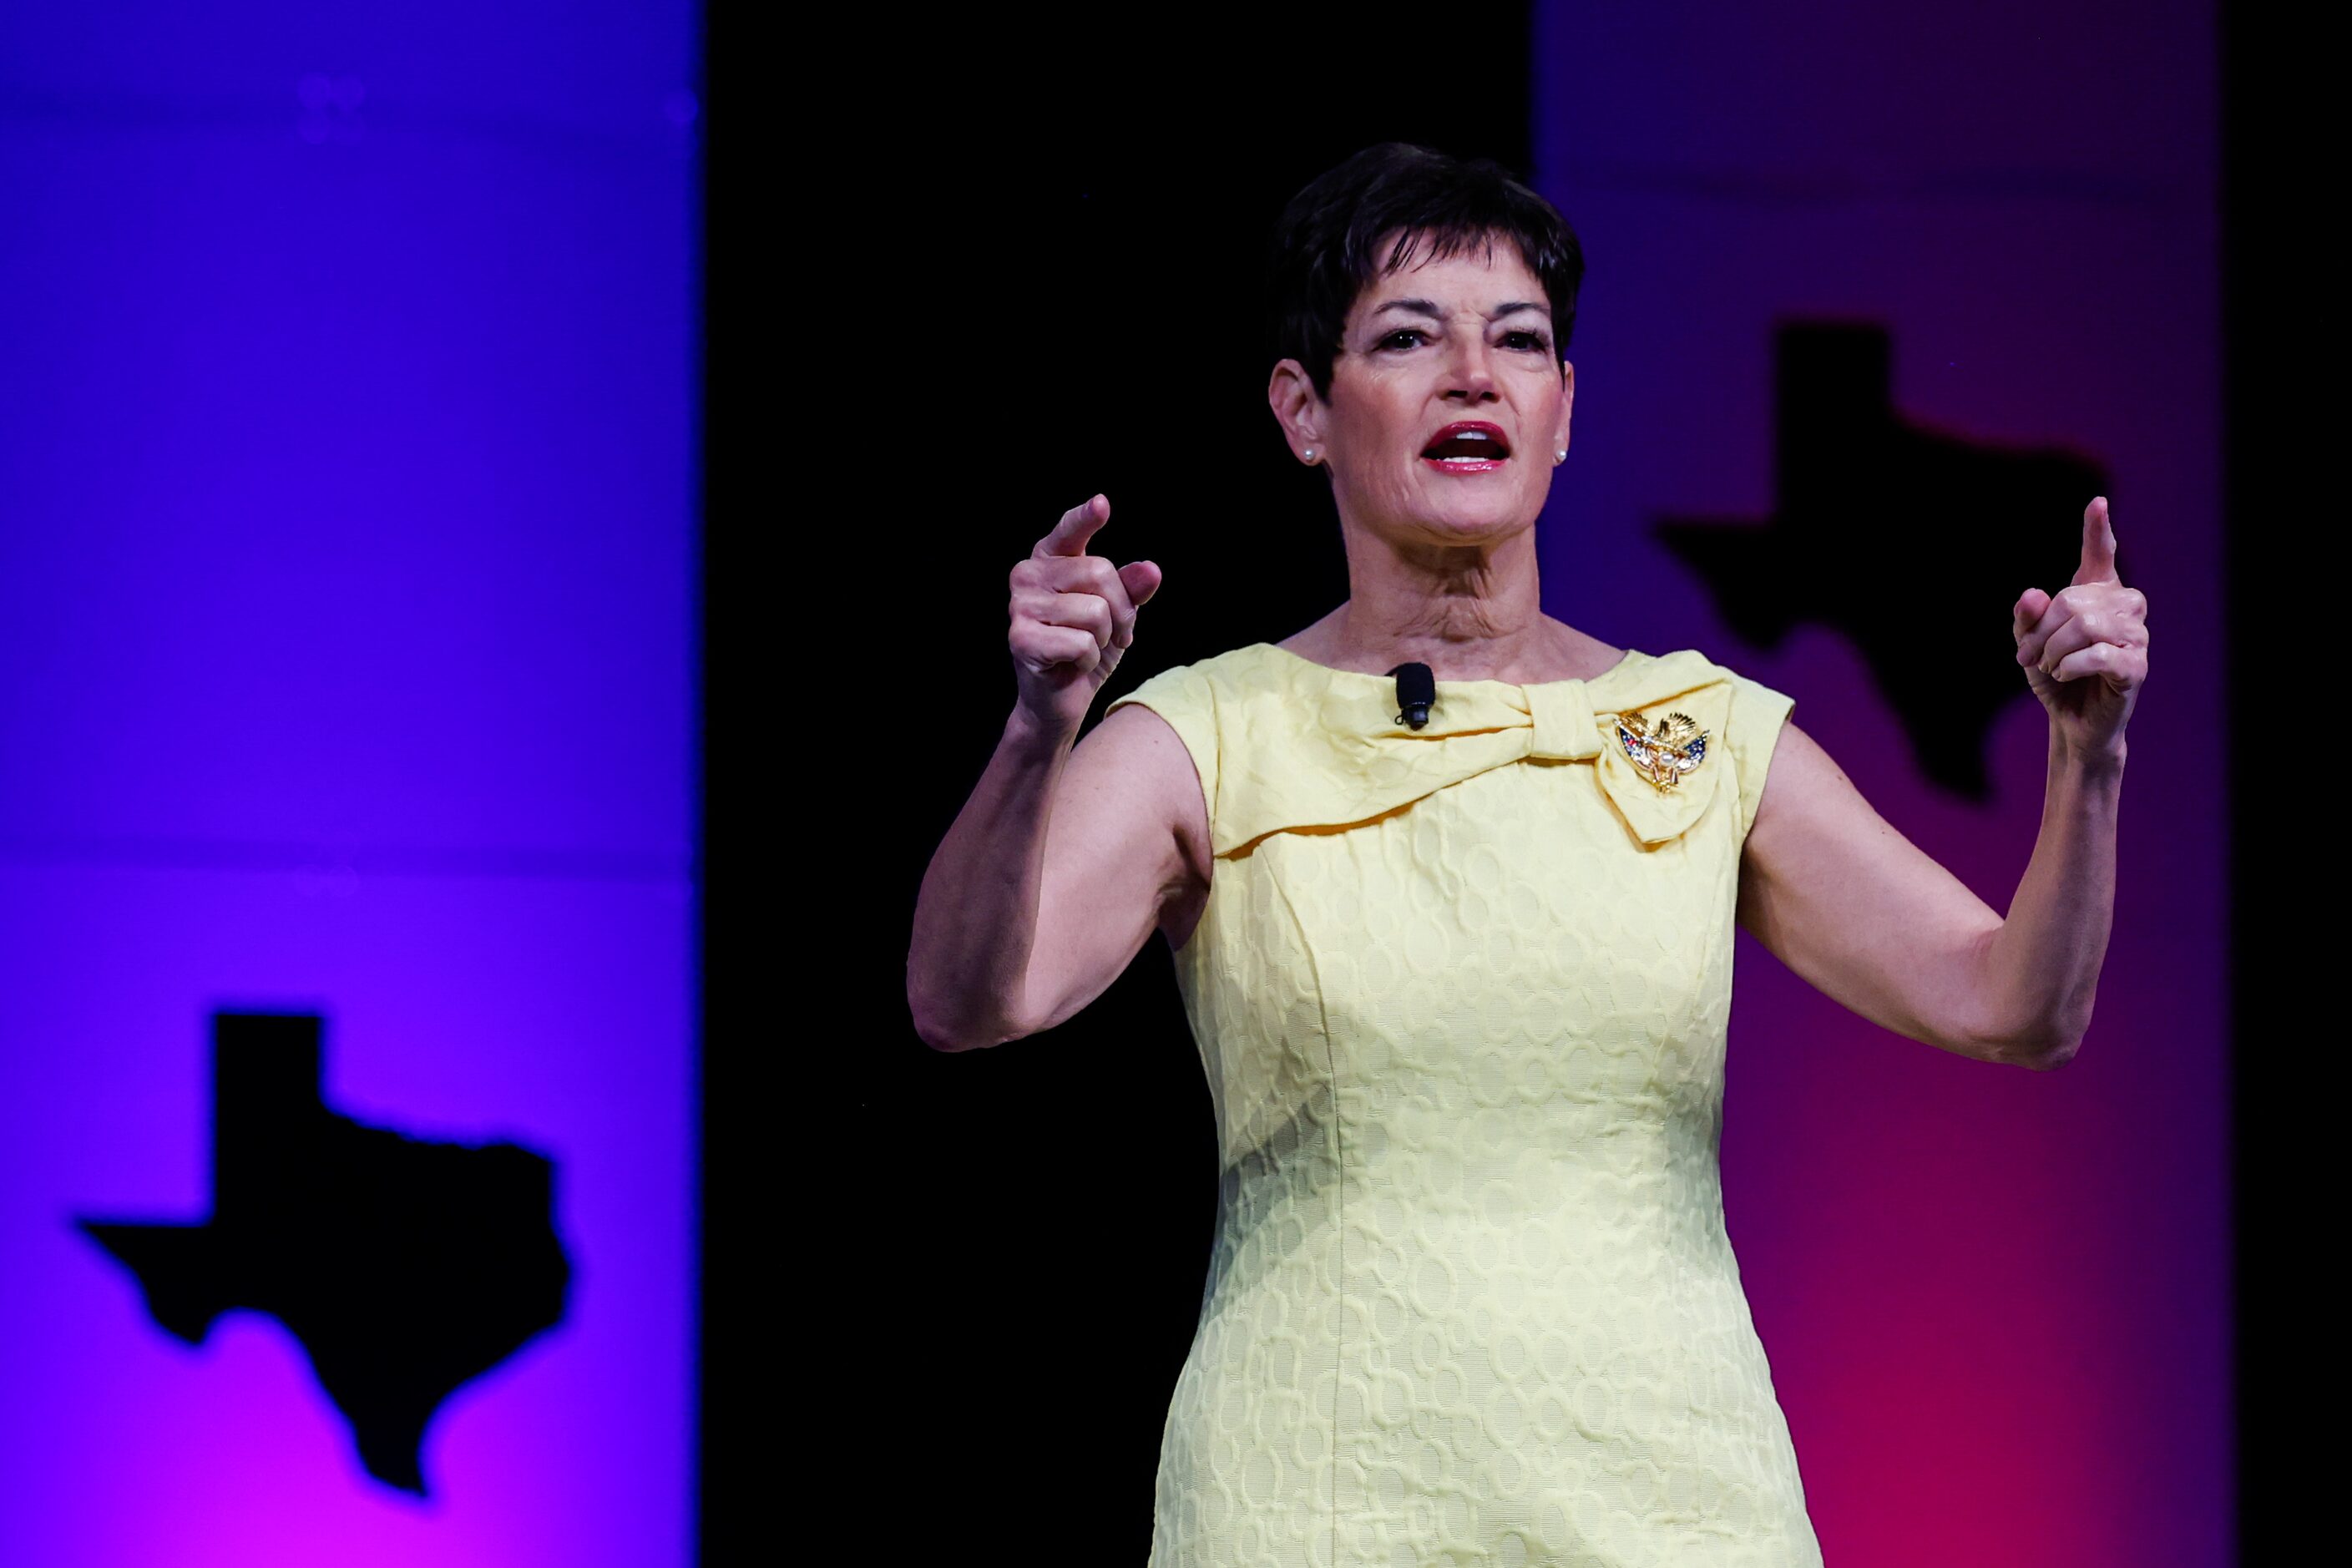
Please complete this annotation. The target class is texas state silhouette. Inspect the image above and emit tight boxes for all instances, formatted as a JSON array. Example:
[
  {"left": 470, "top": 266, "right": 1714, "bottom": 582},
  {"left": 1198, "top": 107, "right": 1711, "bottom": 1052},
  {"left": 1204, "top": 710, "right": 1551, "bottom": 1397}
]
[
  {"left": 79, "top": 1011, "right": 570, "bottom": 1495},
  {"left": 1655, "top": 321, "right": 2111, "bottom": 800}
]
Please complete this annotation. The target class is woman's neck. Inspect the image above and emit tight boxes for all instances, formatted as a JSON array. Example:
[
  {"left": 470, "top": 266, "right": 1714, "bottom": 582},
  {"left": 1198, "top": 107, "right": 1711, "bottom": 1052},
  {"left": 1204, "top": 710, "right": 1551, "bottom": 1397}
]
[{"left": 1281, "top": 522, "right": 1621, "bottom": 683}]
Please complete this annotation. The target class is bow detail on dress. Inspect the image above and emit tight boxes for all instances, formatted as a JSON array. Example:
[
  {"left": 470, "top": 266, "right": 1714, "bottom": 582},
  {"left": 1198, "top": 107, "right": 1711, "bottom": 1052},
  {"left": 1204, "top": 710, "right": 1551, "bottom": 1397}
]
[{"left": 1212, "top": 648, "right": 1736, "bottom": 856}]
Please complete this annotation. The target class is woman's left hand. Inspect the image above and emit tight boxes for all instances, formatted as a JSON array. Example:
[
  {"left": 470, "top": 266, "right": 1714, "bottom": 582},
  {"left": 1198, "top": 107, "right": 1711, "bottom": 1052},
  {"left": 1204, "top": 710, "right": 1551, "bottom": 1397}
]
[{"left": 2012, "top": 497, "right": 2148, "bottom": 759}]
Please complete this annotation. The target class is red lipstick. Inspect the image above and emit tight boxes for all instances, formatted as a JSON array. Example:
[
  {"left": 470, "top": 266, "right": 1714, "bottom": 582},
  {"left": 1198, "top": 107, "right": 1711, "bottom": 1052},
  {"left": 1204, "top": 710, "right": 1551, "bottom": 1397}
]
[{"left": 1419, "top": 420, "right": 1512, "bottom": 473}]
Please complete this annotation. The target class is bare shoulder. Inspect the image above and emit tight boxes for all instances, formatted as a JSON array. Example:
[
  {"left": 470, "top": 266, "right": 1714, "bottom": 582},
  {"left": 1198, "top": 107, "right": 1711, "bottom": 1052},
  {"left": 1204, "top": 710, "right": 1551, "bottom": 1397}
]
[
  {"left": 1741, "top": 721, "right": 1965, "bottom": 940},
  {"left": 1747, "top": 721, "right": 1879, "bottom": 854},
  {"left": 1733, "top": 716, "right": 2008, "bottom": 1055},
  {"left": 1064, "top": 702, "right": 1213, "bottom": 929},
  {"left": 1754, "top": 721, "right": 1852, "bottom": 806},
  {"left": 1070, "top": 701, "right": 1209, "bottom": 839}
]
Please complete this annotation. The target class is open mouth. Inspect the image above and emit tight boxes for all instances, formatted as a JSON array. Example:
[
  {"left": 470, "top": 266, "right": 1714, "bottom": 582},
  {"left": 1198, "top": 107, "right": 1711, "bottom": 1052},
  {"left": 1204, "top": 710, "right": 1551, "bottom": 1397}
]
[{"left": 1420, "top": 422, "right": 1512, "bottom": 470}]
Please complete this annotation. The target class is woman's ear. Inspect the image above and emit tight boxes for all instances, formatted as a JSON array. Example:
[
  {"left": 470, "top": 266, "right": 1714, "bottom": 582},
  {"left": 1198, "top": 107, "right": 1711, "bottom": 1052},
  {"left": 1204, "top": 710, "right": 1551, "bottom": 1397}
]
[
  {"left": 1267, "top": 359, "right": 1326, "bottom": 465},
  {"left": 1552, "top": 360, "right": 1576, "bottom": 460}
]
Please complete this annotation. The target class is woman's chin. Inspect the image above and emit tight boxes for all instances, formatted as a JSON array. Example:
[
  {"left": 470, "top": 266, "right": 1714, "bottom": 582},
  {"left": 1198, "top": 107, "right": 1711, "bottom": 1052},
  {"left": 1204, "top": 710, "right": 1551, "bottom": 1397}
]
[{"left": 1394, "top": 499, "right": 1536, "bottom": 547}]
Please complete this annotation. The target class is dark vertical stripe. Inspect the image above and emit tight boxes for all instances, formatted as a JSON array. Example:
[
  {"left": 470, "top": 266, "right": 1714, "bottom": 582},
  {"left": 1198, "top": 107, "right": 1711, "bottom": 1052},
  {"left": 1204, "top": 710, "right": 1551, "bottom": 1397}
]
[
  {"left": 2222, "top": 8, "right": 2316, "bottom": 1560},
  {"left": 703, "top": 7, "right": 1533, "bottom": 1558}
]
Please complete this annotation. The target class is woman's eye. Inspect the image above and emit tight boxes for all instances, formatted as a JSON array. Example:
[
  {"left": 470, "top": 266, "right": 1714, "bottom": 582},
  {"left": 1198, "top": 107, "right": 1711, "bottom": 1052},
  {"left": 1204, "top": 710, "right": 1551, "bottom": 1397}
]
[
  {"left": 1500, "top": 331, "right": 1550, "bottom": 352},
  {"left": 1378, "top": 330, "right": 1428, "bottom": 351}
]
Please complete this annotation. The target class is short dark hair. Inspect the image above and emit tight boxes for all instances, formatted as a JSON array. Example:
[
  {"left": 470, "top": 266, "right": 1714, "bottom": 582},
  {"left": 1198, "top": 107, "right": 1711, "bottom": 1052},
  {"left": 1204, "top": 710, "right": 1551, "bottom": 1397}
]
[{"left": 1269, "top": 143, "right": 1585, "bottom": 400}]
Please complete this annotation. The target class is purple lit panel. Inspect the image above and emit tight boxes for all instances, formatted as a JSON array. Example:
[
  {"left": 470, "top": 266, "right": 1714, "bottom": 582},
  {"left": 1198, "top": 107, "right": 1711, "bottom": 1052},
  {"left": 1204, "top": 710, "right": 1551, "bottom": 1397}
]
[
  {"left": 0, "top": 863, "right": 691, "bottom": 1566},
  {"left": 0, "top": 17, "right": 694, "bottom": 864},
  {"left": 0, "top": 3, "right": 695, "bottom": 1563},
  {"left": 1532, "top": 4, "right": 2226, "bottom": 1563}
]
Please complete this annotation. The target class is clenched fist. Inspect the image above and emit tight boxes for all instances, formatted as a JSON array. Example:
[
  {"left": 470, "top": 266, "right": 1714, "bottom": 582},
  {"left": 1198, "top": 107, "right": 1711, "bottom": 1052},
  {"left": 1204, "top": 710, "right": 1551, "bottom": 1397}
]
[
  {"left": 2012, "top": 497, "right": 2148, "bottom": 759},
  {"left": 1009, "top": 494, "right": 1164, "bottom": 736}
]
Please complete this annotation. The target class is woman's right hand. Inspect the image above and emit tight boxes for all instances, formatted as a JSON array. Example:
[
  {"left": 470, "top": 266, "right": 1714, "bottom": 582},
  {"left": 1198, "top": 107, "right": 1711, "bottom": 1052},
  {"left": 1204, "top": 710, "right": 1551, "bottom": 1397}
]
[{"left": 1008, "top": 494, "right": 1163, "bottom": 737}]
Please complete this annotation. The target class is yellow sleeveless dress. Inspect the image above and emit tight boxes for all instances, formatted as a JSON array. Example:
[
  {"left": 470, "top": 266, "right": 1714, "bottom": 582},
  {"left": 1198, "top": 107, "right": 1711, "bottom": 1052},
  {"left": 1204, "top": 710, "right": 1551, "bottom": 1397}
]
[{"left": 1106, "top": 643, "right": 1821, "bottom": 1568}]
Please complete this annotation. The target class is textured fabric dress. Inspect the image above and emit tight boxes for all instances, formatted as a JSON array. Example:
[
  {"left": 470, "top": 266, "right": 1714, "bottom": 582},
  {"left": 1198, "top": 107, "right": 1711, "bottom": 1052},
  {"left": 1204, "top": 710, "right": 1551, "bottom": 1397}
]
[{"left": 1105, "top": 642, "right": 1821, "bottom": 1568}]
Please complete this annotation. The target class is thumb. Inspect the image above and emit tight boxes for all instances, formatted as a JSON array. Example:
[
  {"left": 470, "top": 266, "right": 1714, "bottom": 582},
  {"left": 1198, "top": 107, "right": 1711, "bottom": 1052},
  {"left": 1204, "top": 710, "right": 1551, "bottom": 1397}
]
[
  {"left": 1119, "top": 559, "right": 1164, "bottom": 609},
  {"left": 2071, "top": 496, "right": 2118, "bottom": 585}
]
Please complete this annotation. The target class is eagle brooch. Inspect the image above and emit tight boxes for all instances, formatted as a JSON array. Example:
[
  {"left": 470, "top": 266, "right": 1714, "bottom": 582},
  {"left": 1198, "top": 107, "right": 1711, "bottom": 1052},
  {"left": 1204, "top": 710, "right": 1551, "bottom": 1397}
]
[{"left": 1614, "top": 710, "right": 1710, "bottom": 792}]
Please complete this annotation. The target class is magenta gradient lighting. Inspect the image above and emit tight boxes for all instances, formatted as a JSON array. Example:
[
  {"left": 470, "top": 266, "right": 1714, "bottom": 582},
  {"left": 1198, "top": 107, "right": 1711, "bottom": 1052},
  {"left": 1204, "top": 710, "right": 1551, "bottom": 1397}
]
[
  {"left": 0, "top": 5, "right": 698, "bottom": 1565},
  {"left": 1532, "top": 4, "right": 2228, "bottom": 1564}
]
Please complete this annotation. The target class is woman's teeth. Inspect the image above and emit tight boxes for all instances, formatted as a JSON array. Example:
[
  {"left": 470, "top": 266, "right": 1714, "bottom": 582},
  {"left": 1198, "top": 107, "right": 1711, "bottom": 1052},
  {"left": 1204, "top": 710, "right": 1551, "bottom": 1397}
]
[{"left": 1424, "top": 432, "right": 1507, "bottom": 462}]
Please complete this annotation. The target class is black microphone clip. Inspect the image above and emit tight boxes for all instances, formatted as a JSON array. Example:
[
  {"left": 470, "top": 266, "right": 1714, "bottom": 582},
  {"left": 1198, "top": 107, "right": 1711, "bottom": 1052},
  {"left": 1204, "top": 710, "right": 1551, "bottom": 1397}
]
[{"left": 1390, "top": 662, "right": 1435, "bottom": 730}]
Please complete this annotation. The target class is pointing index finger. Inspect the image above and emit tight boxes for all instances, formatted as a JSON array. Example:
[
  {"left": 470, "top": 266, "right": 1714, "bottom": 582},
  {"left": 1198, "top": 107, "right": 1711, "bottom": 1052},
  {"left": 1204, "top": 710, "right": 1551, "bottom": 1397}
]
[
  {"left": 2071, "top": 496, "right": 2119, "bottom": 586},
  {"left": 1035, "top": 493, "right": 1112, "bottom": 559}
]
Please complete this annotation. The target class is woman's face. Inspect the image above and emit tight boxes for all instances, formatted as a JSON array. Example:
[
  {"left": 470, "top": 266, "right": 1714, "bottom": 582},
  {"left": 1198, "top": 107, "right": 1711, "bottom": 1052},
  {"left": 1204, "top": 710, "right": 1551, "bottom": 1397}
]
[{"left": 1276, "top": 236, "right": 1574, "bottom": 550}]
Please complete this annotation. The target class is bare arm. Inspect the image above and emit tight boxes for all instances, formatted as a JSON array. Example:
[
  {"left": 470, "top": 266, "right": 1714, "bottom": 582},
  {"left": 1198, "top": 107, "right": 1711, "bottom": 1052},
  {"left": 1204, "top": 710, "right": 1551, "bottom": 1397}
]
[
  {"left": 1737, "top": 498, "right": 2147, "bottom": 1069},
  {"left": 1739, "top": 724, "right": 2120, "bottom": 1067},
  {"left": 906, "top": 496, "right": 1211, "bottom": 1052}
]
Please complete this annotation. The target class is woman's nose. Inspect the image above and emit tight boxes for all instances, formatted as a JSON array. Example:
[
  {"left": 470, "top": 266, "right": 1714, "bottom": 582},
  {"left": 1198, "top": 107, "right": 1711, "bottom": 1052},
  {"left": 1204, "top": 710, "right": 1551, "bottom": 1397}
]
[{"left": 1444, "top": 339, "right": 1500, "bottom": 402}]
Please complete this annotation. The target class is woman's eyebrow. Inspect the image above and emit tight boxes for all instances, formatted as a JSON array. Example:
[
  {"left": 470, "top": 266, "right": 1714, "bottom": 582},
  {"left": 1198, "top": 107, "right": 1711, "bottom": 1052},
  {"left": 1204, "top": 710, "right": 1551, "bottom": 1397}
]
[{"left": 1365, "top": 298, "right": 1550, "bottom": 325}]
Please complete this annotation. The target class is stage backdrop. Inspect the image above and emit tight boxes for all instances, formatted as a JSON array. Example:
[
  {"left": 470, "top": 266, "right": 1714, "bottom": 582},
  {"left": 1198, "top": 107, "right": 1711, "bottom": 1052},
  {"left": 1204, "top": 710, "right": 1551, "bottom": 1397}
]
[
  {"left": 0, "top": 6, "right": 699, "bottom": 1566},
  {"left": 1531, "top": 4, "right": 2228, "bottom": 1563}
]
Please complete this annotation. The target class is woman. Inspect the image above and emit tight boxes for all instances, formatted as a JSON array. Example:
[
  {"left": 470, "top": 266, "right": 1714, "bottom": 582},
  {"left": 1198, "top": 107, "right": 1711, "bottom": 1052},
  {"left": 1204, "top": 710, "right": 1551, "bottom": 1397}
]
[{"left": 907, "top": 144, "right": 2146, "bottom": 1566}]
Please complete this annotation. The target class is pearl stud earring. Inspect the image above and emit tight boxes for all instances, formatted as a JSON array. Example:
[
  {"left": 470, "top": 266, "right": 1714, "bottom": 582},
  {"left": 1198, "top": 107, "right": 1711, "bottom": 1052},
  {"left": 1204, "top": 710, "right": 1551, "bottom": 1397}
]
[
  {"left": 1554, "top": 448, "right": 1566, "bottom": 464},
  {"left": 1302, "top": 447, "right": 1318, "bottom": 463}
]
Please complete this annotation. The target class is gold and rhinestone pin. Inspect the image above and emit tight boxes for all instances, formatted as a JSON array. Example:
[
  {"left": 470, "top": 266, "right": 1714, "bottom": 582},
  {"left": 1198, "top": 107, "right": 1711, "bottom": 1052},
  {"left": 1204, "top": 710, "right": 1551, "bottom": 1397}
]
[{"left": 1613, "top": 710, "right": 1710, "bottom": 792}]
